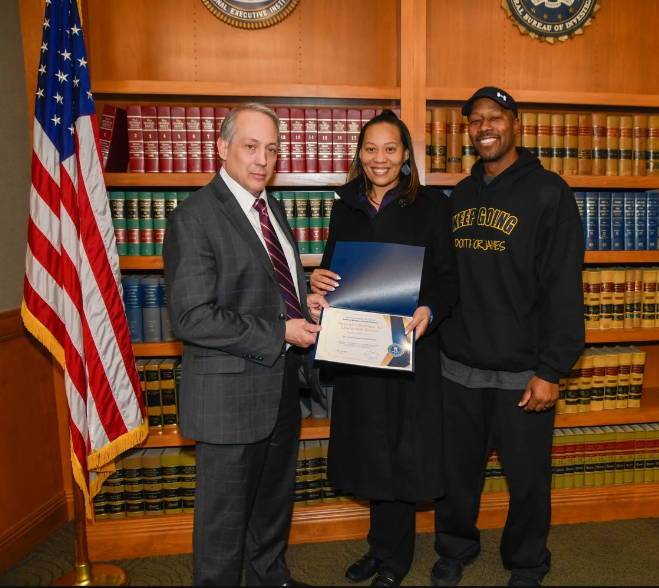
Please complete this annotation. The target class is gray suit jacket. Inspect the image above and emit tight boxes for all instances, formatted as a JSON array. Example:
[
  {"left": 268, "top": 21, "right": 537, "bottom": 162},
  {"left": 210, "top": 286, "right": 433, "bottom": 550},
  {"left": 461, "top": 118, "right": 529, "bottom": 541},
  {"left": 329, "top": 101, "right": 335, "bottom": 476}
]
[{"left": 163, "top": 173, "right": 315, "bottom": 444}]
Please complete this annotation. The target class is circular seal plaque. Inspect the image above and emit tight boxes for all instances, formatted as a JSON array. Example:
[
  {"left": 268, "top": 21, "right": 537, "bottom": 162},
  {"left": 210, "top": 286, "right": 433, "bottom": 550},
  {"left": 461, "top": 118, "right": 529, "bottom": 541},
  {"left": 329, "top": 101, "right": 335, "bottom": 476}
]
[
  {"left": 202, "top": 0, "right": 300, "bottom": 30},
  {"left": 502, "top": 0, "right": 600, "bottom": 44},
  {"left": 387, "top": 343, "right": 405, "bottom": 358}
]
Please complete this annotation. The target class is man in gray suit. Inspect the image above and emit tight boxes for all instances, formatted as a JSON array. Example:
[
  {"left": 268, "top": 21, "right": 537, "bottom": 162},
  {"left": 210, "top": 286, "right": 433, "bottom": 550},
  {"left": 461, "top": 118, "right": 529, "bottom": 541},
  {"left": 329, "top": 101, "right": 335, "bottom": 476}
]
[{"left": 163, "top": 103, "right": 327, "bottom": 586}]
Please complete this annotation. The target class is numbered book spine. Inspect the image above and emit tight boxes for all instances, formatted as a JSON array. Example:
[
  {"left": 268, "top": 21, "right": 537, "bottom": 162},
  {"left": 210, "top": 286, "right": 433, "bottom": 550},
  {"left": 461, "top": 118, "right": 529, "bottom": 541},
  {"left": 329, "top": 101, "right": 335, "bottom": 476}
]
[
  {"left": 611, "top": 193, "right": 624, "bottom": 251},
  {"left": 549, "top": 114, "right": 564, "bottom": 174},
  {"left": 185, "top": 107, "right": 202, "bottom": 173},
  {"left": 648, "top": 116, "right": 659, "bottom": 176},
  {"left": 599, "top": 271, "right": 613, "bottom": 331},
  {"left": 618, "top": 116, "right": 633, "bottom": 176},
  {"left": 200, "top": 107, "right": 216, "bottom": 173},
  {"left": 597, "top": 192, "right": 611, "bottom": 251},
  {"left": 275, "top": 108, "right": 291, "bottom": 173},
  {"left": 592, "top": 113, "right": 607, "bottom": 176},
  {"left": 142, "top": 449, "right": 165, "bottom": 516},
  {"left": 159, "top": 358, "right": 180, "bottom": 429},
  {"left": 304, "top": 109, "right": 318, "bottom": 173},
  {"left": 332, "top": 109, "right": 348, "bottom": 173},
  {"left": 563, "top": 113, "right": 578, "bottom": 175},
  {"left": 521, "top": 112, "right": 537, "bottom": 157},
  {"left": 623, "top": 192, "right": 636, "bottom": 251},
  {"left": 446, "top": 108, "right": 462, "bottom": 173},
  {"left": 171, "top": 107, "right": 187, "bottom": 173},
  {"left": 142, "top": 106, "right": 159, "bottom": 173},
  {"left": 584, "top": 192, "right": 598, "bottom": 251},
  {"left": 536, "top": 113, "right": 551, "bottom": 168},
  {"left": 431, "top": 108, "right": 447, "bottom": 173},
  {"left": 605, "top": 116, "right": 620, "bottom": 176},
  {"left": 121, "top": 276, "right": 143, "bottom": 343},
  {"left": 127, "top": 105, "right": 144, "bottom": 173},
  {"left": 647, "top": 190, "right": 659, "bottom": 250},
  {"left": 294, "top": 441, "right": 307, "bottom": 507},
  {"left": 633, "top": 115, "right": 648, "bottom": 176},
  {"left": 629, "top": 346, "right": 646, "bottom": 408},
  {"left": 145, "top": 360, "right": 164, "bottom": 430},
  {"left": 612, "top": 270, "right": 625, "bottom": 329},
  {"left": 141, "top": 276, "right": 162, "bottom": 342},
  {"left": 317, "top": 109, "right": 333, "bottom": 173},
  {"left": 577, "top": 114, "right": 593, "bottom": 175},
  {"left": 156, "top": 106, "right": 173, "bottom": 173},
  {"left": 635, "top": 192, "right": 648, "bottom": 250},
  {"left": 347, "top": 109, "right": 361, "bottom": 170},
  {"left": 214, "top": 107, "right": 231, "bottom": 170},
  {"left": 290, "top": 108, "right": 306, "bottom": 173}
]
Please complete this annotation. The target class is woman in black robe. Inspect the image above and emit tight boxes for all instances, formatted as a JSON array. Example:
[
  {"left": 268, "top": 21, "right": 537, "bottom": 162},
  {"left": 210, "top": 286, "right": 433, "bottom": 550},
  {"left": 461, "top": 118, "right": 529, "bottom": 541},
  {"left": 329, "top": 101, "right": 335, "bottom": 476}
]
[{"left": 310, "top": 111, "right": 459, "bottom": 587}]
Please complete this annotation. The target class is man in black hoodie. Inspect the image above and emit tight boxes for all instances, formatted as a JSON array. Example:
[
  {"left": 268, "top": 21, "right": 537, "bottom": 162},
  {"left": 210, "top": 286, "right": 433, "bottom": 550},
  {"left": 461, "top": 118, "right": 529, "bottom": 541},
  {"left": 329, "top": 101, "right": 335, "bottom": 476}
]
[{"left": 431, "top": 87, "right": 585, "bottom": 587}]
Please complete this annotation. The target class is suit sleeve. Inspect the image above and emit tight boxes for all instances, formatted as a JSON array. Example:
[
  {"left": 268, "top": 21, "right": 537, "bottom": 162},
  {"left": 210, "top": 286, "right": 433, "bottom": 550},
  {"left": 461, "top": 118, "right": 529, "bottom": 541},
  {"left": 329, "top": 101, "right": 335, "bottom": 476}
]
[
  {"left": 163, "top": 205, "right": 286, "bottom": 367},
  {"left": 534, "top": 186, "right": 586, "bottom": 383},
  {"left": 418, "top": 195, "right": 460, "bottom": 336}
]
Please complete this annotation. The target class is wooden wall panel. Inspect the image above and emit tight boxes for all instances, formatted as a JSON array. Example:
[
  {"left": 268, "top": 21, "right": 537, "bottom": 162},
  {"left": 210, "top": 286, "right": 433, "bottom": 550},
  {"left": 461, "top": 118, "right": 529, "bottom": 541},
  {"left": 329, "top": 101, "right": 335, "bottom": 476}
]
[
  {"left": 427, "top": 0, "right": 659, "bottom": 98},
  {"left": 0, "top": 310, "right": 67, "bottom": 575},
  {"left": 86, "top": 0, "right": 399, "bottom": 90}
]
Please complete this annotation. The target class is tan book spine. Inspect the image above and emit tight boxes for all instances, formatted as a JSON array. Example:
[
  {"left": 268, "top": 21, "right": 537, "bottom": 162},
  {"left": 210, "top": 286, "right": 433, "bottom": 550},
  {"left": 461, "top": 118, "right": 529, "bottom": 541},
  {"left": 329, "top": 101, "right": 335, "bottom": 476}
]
[
  {"left": 446, "top": 109, "right": 462, "bottom": 173},
  {"left": 483, "top": 450, "right": 496, "bottom": 493},
  {"left": 633, "top": 115, "right": 648, "bottom": 176},
  {"left": 563, "top": 428, "right": 576, "bottom": 488},
  {"left": 550, "top": 114, "right": 564, "bottom": 174},
  {"left": 633, "top": 268, "right": 643, "bottom": 328},
  {"left": 578, "top": 351, "right": 594, "bottom": 413},
  {"left": 592, "top": 426, "right": 606, "bottom": 487},
  {"left": 431, "top": 108, "right": 447, "bottom": 173},
  {"left": 556, "top": 377, "right": 567, "bottom": 414},
  {"left": 461, "top": 117, "right": 477, "bottom": 173},
  {"left": 641, "top": 269, "right": 657, "bottom": 327},
  {"left": 553, "top": 430, "right": 566, "bottom": 490},
  {"left": 490, "top": 449, "right": 503, "bottom": 492},
  {"left": 566, "top": 358, "right": 581, "bottom": 414},
  {"left": 605, "top": 115, "right": 620, "bottom": 176},
  {"left": 648, "top": 115, "right": 659, "bottom": 176},
  {"left": 628, "top": 346, "right": 646, "bottom": 408},
  {"left": 521, "top": 113, "right": 538, "bottom": 157},
  {"left": 631, "top": 424, "right": 647, "bottom": 483},
  {"left": 304, "top": 440, "right": 323, "bottom": 505},
  {"left": 615, "top": 346, "right": 632, "bottom": 408},
  {"left": 572, "top": 428, "right": 586, "bottom": 487},
  {"left": 612, "top": 425, "right": 626, "bottom": 484},
  {"left": 621, "top": 425, "right": 635, "bottom": 484},
  {"left": 583, "top": 428, "right": 597, "bottom": 486},
  {"left": 294, "top": 441, "right": 307, "bottom": 507},
  {"left": 563, "top": 114, "right": 578, "bottom": 175},
  {"left": 599, "top": 269, "right": 613, "bottom": 330},
  {"left": 537, "top": 114, "right": 551, "bottom": 168},
  {"left": 425, "top": 110, "right": 431, "bottom": 174},
  {"left": 612, "top": 269, "right": 625, "bottom": 329},
  {"left": 624, "top": 268, "right": 635, "bottom": 329},
  {"left": 582, "top": 270, "right": 588, "bottom": 329},
  {"left": 585, "top": 270, "right": 601, "bottom": 330},
  {"left": 602, "top": 426, "right": 617, "bottom": 486},
  {"left": 618, "top": 116, "right": 633, "bottom": 176},
  {"left": 578, "top": 114, "right": 593, "bottom": 175},
  {"left": 590, "top": 351, "right": 606, "bottom": 412},
  {"left": 603, "top": 348, "right": 619, "bottom": 410},
  {"left": 592, "top": 113, "right": 607, "bottom": 176},
  {"left": 640, "top": 424, "right": 655, "bottom": 482},
  {"left": 515, "top": 110, "right": 522, "bottom": 147}
]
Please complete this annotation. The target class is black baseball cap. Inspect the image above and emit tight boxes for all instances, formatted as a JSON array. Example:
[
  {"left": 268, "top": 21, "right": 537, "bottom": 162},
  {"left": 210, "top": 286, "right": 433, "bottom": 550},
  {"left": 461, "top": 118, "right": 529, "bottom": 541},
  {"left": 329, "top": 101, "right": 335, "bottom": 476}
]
[{"left": 462, "top": 86, "right": 518, "bottom": 118}]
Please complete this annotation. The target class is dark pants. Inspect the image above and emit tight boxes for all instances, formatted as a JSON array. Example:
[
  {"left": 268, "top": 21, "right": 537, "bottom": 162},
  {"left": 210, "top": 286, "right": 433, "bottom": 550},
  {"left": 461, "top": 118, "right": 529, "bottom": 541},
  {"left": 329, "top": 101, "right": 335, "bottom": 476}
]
[
  {"left": 434, "top": 377, "right": 555, "bottom": 582},
  {"left": 368, "top": 499, "right": 416, "bottom": 580},
  {"left": 193, "top": 352, "right": 301, "bottom": 586}
]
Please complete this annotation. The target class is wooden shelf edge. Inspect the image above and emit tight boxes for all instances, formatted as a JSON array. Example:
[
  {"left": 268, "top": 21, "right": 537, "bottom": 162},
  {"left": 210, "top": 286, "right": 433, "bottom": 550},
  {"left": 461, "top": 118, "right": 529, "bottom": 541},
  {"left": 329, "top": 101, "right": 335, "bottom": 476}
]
[
  {"left": 105, "top": 172, "right": 348, "bottom": 187},
  {"left": 132, "top": 342, "right": 183, "bottom": 356},
  {"left": 586, "top": 328, "right": 659, "bottom": 343},
  {"left": 584, "top": 251, "right": 659, "bottom": 263},
  {"left": 93, "top": 80, "right": 401, "bottom": 100},
  {"left": 120, "top": 254, "right": 322, "bottom": 271},
  {"left": 426, "top": 88, "right": 659, "bottom": 109},
  {"left": 87, "top": 483, "right": 659, "bottom": 559},
  {"left": 426, "top": 172, "right": 659, "bottom": 189}
]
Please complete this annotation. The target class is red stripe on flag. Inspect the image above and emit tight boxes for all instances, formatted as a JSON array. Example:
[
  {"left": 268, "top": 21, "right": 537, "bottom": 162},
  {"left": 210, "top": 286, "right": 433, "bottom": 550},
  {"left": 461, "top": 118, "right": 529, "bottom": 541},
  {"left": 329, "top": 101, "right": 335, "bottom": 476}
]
[
  {"left": 23, "top": 276, "right": 66, "bottom": 344},
  {"left": 32, "top": 151, "right": 61, "bottom": 218},
  {"left": 27, "top": 218, "right": 62, "bottom": 287}
]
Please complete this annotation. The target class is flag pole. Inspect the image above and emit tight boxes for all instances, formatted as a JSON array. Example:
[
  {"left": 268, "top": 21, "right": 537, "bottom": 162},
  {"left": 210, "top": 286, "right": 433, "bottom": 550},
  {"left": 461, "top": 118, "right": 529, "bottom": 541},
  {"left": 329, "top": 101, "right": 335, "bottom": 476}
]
[{"left": 52, "top": 464, "right": 127, "bottom": 586}]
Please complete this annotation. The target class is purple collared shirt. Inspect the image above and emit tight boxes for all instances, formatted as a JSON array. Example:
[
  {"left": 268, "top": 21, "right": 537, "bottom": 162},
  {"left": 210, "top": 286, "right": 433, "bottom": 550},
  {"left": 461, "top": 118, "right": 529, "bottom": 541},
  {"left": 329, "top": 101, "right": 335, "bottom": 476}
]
[{"left": 359, "top": 186, "right": 398, "bottom": 218}]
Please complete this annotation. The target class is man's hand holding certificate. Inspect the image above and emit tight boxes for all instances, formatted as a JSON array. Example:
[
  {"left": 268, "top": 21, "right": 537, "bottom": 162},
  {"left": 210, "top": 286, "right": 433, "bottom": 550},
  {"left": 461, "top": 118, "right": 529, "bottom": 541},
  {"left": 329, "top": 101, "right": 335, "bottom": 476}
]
[{"left": 313, "top": 242, "right": 425, "bottom": 372}]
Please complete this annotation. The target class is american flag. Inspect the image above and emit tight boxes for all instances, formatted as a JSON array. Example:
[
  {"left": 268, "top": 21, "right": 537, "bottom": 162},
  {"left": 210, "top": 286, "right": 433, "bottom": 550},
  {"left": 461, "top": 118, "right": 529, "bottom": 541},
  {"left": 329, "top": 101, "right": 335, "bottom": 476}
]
[{"left": 22, "top": 0, "right": 147, "bottom": 515}]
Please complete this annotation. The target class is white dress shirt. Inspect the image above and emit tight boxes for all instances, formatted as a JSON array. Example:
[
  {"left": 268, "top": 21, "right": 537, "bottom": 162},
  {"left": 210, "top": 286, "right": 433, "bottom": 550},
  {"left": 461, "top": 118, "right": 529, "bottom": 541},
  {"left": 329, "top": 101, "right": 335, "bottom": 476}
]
[{"left": 219, "top": 167, "right": 302, "bottom": 306}]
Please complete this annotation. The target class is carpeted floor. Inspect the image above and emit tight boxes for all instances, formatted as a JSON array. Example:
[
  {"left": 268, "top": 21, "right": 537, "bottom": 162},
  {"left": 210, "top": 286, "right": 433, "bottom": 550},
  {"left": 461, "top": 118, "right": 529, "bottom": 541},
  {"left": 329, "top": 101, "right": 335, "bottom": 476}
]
[{"left": 2, "top": 518, "right": 659, "bottom": 586}]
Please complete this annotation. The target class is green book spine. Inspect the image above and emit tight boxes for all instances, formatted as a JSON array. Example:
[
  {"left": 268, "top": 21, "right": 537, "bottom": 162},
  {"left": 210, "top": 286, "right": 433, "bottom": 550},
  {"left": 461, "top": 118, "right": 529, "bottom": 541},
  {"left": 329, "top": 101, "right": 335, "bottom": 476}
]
[
  {"left": 152, "top": 192, "right": 166, "bottom": 220},
  {"left": 109, "top": 191, "right": 126, "bottom": 219},
  {"left": 139, "top": 219, "right": 155, "bottom": 256},
  {"left": 125, "top": 192, "right": 139, "bottom": 220},
  {"left": 127, "top": 218, "right": 140, "bottom": 256},
  {"left": 138, "top": 192, "right": 153, "bottom": 220}
]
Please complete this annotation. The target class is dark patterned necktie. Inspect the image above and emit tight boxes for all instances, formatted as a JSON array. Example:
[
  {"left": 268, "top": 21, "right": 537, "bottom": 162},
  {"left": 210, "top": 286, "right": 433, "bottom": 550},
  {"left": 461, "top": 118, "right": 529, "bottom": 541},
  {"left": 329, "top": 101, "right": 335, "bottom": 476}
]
[{"left": 253, "top": 198, "right": 303, "bottom": 320}]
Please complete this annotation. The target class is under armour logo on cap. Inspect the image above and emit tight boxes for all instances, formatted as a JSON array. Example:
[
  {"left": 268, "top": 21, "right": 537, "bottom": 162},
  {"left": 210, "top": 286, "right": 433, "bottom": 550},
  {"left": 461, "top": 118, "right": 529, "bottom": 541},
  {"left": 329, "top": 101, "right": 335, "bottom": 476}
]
[{"left": 462, "top": 86, "right": 518, "bottom": 117}]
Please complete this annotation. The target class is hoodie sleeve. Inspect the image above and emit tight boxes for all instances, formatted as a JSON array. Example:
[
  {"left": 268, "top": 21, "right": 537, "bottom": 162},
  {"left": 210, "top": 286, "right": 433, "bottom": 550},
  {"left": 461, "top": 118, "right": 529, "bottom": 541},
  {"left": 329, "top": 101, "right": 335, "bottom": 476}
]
[
  {"left": 419, "top": 194, "right": 460, "bottom": 336},
  {"left": 533, "top": 184, "right": 585, "bottom": 383}
]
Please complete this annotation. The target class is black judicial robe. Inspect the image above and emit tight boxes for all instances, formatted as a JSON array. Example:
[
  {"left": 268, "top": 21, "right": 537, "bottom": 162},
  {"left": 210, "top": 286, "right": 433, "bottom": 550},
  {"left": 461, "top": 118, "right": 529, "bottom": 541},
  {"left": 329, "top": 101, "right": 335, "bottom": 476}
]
[{"left": 321, "top": 176, "right": 459, "bottom": 502}]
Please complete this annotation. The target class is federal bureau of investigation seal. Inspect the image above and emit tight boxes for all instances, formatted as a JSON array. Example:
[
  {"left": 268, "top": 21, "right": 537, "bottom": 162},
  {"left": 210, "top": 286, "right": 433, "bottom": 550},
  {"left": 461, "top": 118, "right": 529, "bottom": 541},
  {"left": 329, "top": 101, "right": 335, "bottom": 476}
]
[
  {"left": 502, "top": 0, "right": 600, "bottom": 44},
  {"left": 387, "top": 343, "right": 405, "bottom": 358},
  {"left": 202, "top": 0, "right": 300, "bottom": 30}
]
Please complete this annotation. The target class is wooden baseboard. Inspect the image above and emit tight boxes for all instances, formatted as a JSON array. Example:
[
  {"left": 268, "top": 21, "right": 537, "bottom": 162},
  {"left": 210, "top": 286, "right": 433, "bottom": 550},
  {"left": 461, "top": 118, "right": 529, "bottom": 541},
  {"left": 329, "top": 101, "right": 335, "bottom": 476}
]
[
  {"left": 86, "top": 483, "right": 659, "bottom": 560},
  {"left": 64, "top": 489, "right": 74, "bottom": 520},
  {"left": 0, "top": 491, "right": 69, "bottom": 575}
]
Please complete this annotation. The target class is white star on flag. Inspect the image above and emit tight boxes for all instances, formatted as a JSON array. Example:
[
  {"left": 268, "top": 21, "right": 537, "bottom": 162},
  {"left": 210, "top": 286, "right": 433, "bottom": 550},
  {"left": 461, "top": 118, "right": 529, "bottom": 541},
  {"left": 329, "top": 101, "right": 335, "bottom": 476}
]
[
  {"left": 70, "top": 24, "right": 81, "bottom": 35},
  {"left": 56, "top": 70, "right": 68, "bottom": 83},
  {"left": 86, "top": 90, "right": 93, "bottom": 100},
  {"left": 73, "top": 77, "right": 79, "bottom": 87},
  {"left": 43, "top": 18, "right": 50, "bottom": 28},
  {"left": 78, "top": 57, "right": 87, "bottom": 68},
  {"left": 54, "top": 92, "right": 63, "bottom": 104},
  {"left": 69, "top": 125, "right": 75, "bottom": 135},
  {"left": 41, "top": 42, "right": 48, "bottom": 53},
  {"left": 51, "top": 115, "right": 61, "bottom": 126},
  {"left": 36, "top": 88, "right": 44, "bottom": 99},
  {"left": 38, "top": 64, "right": 46, "bottom": 75},
  {"left": 60, "top": 49, "right": 71, "bottom": 61}
]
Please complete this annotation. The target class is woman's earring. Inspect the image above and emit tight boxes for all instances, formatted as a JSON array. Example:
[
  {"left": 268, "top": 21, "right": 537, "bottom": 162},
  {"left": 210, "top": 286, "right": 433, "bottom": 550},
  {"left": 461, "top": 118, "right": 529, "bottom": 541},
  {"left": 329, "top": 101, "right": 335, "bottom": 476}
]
[{"left": 401, "top": 161, "right": 411, "bottom": 176}]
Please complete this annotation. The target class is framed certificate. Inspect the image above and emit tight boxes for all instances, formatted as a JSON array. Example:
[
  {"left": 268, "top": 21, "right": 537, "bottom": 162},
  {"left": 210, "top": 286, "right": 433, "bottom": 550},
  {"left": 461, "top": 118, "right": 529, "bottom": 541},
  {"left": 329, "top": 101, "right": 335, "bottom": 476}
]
[
  {"left": 313, "top": 242, "right": 425, "bottom": 372},
  {"left": 315, "top": 307, "right": 415, "bottom": 372}
]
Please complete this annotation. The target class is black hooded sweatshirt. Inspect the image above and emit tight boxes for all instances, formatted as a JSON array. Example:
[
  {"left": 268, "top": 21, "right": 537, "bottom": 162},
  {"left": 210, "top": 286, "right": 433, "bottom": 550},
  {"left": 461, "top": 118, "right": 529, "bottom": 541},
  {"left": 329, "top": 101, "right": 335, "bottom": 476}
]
[{"left": 440, "top": 147, "right": 585, "bottom": 384}]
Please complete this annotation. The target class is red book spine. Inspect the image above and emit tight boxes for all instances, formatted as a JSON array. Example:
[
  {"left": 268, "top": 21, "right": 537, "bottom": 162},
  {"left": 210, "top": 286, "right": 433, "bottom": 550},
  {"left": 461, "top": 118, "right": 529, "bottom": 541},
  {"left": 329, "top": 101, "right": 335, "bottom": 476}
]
[
  {"left": 347, "top": 109, "right": 361, "bottom": 168},
  {"left": 201, "top": 106, "right": 216, "bottom": 173},
  {"left": 99, "top": 105, "right": 129, "bottom": 172},
  {"left": 142, "top": 106, "right": 159, "bottom": 173},
  {"left": 304, "top": 109, "right": 318, "bottom": 173},
  {"left": 392, "top": 108, "right": 401, "bottom": 119},
  {"left": 361, "top": 109, "right": 375, "bottom": 128},
  {"left": 171, "top": 106, "right": 187, "bottom": 173},
  {"left": 186, "top": 107, "right": 202, "bottom": 173},
  {"left": 290, "top": 108, "right": 306, "bottom": 173},
  {"left": 317, "top": 109, "right": 333, "bottom": 173},
  {"left": 275, "top": 108, "right": 291, "bottom": 173},
  {"left": 214, "top": 107, "right": 230, "bottom": 169},
  {"left": 375, "top": 109, "right": 383, "bottom": 116},
  {"left": 332, "top": 109, "right": 348, "bottom": 173},
  {"left": 126, "top": 105, "right": 144, "bottom": 173},
  {"left": 156, "top": 106, "right": 173, "bottom": 173}
]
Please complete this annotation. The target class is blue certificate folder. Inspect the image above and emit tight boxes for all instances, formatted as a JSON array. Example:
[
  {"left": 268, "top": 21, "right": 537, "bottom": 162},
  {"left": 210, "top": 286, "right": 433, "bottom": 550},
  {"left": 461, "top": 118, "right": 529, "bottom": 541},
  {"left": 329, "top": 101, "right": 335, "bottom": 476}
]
[
  {"left": 313, "top": 242, "right": 425, "bottom": 372},
  {"left": 324, "top": 242, "right": 425, "bottom": 316}
]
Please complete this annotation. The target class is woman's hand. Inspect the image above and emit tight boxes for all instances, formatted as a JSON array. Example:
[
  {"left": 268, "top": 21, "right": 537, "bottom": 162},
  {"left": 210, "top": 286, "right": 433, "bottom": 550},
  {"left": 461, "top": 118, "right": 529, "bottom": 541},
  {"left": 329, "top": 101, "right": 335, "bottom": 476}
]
[
  {"left": 310, "top": 269, "right": 341, "bottom": 295},
  {"left": 405, "top": 306, "right": 431, "bottom": 342}
]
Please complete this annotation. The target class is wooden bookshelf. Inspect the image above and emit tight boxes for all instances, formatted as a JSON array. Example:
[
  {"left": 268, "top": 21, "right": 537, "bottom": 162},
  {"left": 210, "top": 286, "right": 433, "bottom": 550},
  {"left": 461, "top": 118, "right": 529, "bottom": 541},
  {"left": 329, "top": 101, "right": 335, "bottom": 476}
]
[
  {"left": 585, "top": 328, "right": 659, "bottom": 343},
  {"left": 426, "top": 173, "right": 659, "bottom": 190},
  {"left": 86, "top": 482, "right": 659, "bottom": 561},
  {"left": 105, "top": 172, "right": 347, "bottom": 188},
  {"left": 584, "top": 251, "right": 659, "bottom": 264},
  {"left": 120, "top": 254, "right": 322, "bottom": 271}
]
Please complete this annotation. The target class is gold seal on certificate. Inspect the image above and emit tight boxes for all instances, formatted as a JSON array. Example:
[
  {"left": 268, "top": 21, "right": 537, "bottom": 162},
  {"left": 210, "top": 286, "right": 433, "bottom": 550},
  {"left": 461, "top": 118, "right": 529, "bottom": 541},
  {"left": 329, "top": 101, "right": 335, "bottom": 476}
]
[{"left": 315, "top": 307, "right": 414, "bottom": 372}]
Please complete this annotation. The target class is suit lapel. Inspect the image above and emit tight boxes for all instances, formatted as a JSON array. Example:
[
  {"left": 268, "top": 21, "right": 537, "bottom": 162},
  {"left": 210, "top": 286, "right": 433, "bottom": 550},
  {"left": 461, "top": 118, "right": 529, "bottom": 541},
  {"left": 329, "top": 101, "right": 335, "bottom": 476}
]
[{"left": 211, "top": 174, "right": 278, "bottom": 287}]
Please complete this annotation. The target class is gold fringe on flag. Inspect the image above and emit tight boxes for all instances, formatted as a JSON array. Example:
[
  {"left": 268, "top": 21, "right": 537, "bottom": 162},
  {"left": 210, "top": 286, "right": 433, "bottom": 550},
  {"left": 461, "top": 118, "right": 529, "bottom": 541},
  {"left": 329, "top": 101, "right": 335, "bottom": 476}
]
[{"left": 21, "top": 300, "right": 65, "bottom": 368}]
